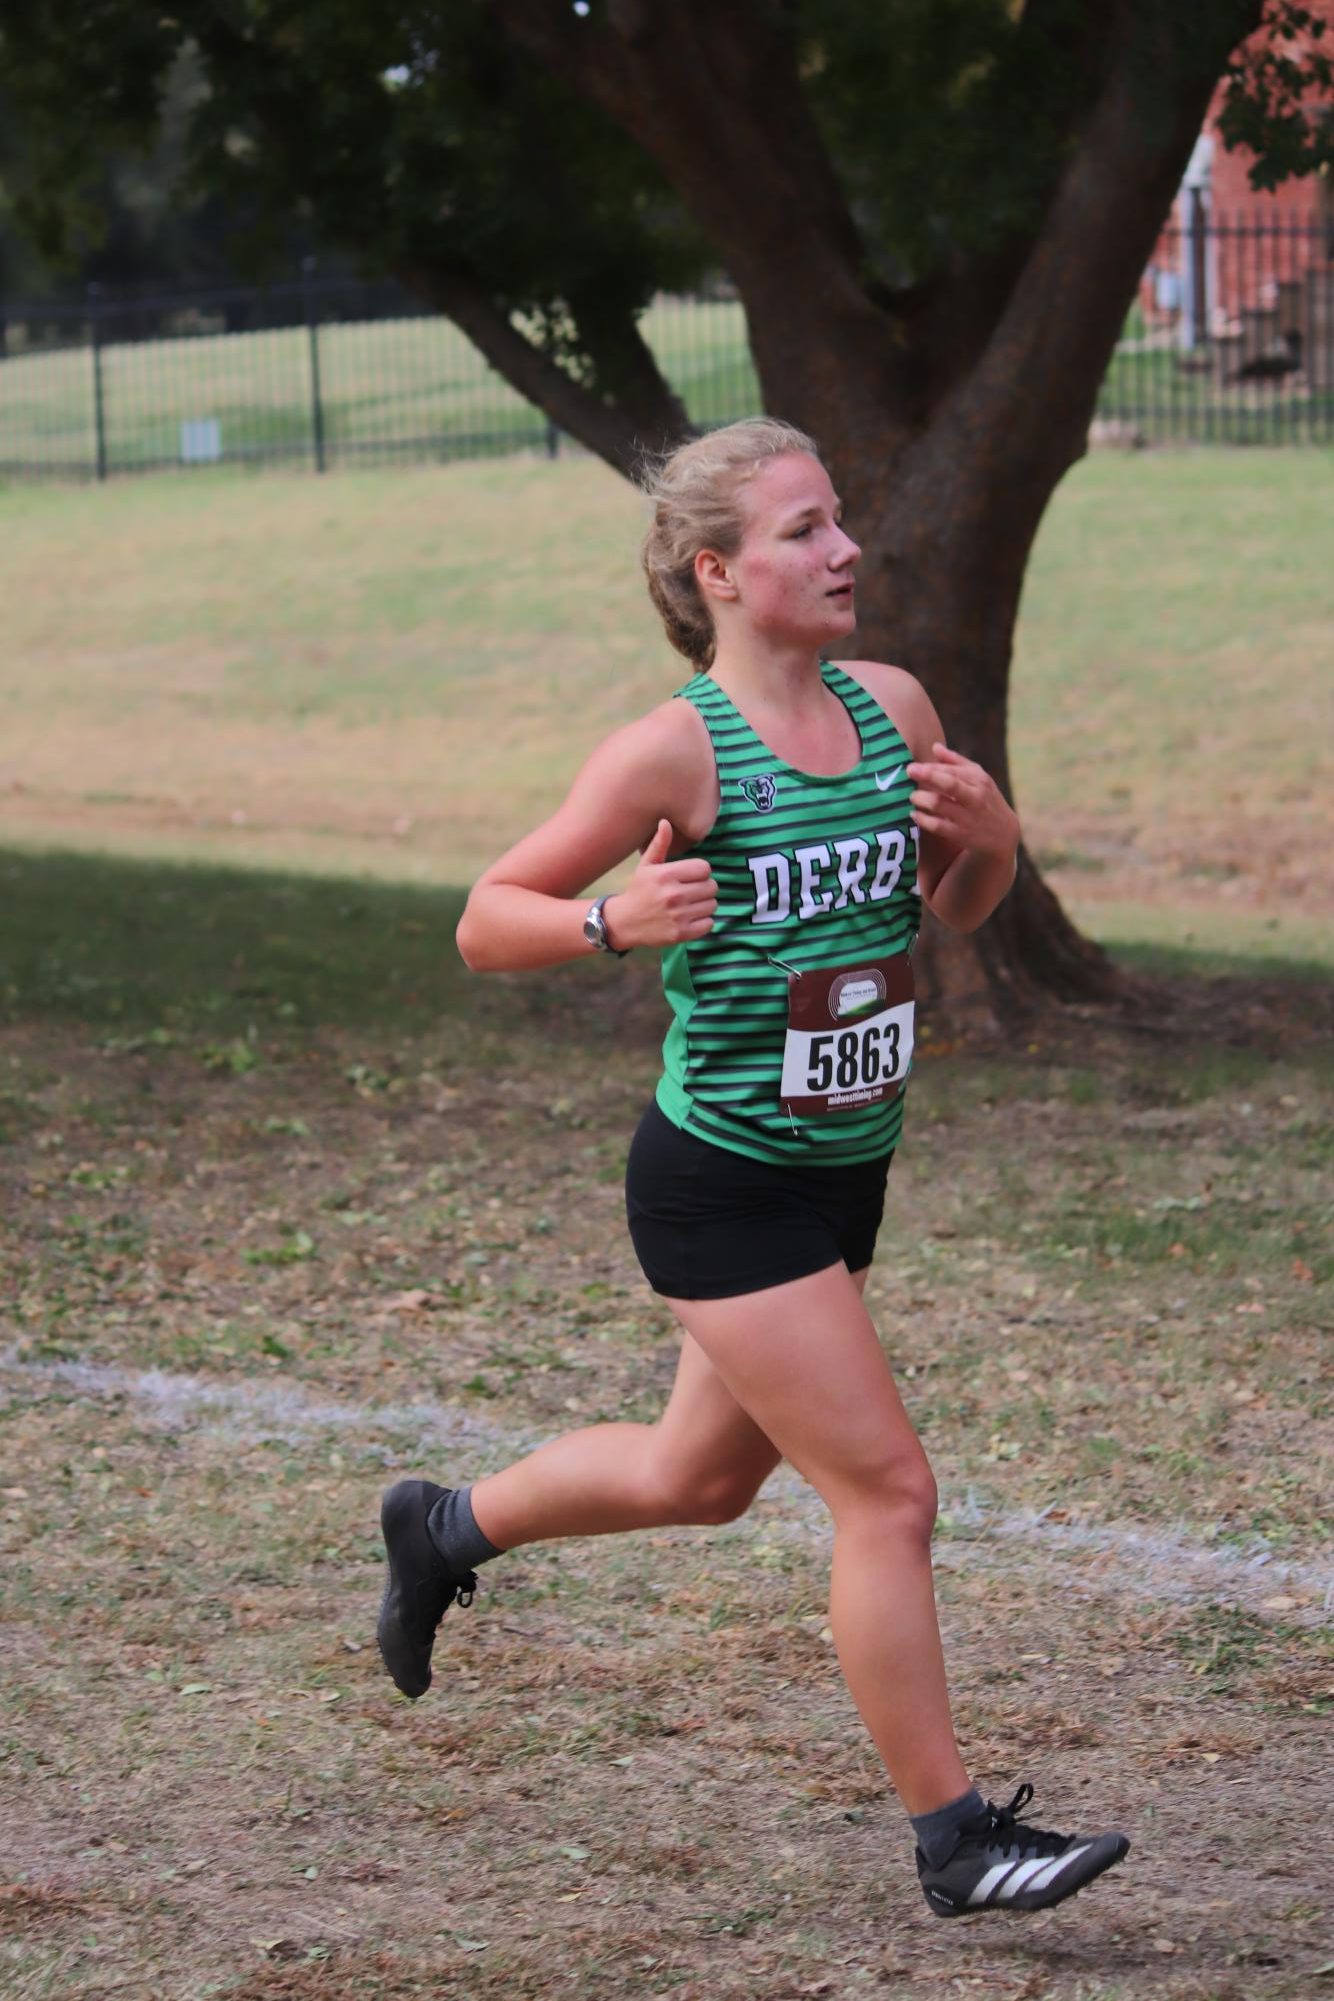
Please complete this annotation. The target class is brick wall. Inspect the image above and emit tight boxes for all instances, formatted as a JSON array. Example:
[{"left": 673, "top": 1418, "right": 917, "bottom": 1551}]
[{"left": 1140, "top": 3, "right": 1332, "bottom": 345}]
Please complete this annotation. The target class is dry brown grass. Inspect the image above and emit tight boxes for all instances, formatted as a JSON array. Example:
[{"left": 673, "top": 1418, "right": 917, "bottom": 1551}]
[{"left": 2, "top": 977, "right": 1330, "bottom": 1999}]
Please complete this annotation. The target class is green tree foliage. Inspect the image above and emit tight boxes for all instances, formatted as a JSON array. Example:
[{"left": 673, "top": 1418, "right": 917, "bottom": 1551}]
[
  {"left": 1, "top": 5, "right": 708, "bottom": 395},
  {"left": 0, "top": 48, "right": 311, "bottom": 296},
  {"left": 1, "top": 4, "right": 1328, "bottom": 413},
  {"left": 1218, "top": 1, "right": 1334, "bottom": 186}
]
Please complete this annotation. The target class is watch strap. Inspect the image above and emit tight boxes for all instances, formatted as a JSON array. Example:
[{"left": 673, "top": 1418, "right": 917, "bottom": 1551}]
[{"left": 584, "top": 896, "right": 629, "bottom": 958}]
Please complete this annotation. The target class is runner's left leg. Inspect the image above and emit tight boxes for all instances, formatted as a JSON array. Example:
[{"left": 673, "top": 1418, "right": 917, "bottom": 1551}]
[{"left": 661, "top": 1261, "right": 971, "bottom": 1816}]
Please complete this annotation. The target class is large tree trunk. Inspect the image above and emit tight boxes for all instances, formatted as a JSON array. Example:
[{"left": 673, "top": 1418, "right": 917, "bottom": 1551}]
[{"left": 814, "top": 411, "right": 1122, "bottom": 1026}]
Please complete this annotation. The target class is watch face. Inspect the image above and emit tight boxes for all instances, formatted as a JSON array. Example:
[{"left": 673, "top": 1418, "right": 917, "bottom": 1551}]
[{"left": 584, "top": 906, "right": 605, "bottom": 948}]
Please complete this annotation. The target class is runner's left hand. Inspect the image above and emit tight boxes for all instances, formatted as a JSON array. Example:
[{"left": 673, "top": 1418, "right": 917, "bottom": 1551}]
[{"left": 907, "top": 744, "right": 1018, "bottom": 857}]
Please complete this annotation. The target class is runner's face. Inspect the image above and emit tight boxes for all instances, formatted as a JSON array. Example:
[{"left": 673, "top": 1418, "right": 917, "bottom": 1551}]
[{"left": 728, "top": 453, "right": 860, "bottom": 648}]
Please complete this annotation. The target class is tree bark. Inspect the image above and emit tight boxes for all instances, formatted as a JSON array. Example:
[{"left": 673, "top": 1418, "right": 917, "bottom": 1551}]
[{"left": 829, "top": 423, "right": 1120, "bottom": 1026}]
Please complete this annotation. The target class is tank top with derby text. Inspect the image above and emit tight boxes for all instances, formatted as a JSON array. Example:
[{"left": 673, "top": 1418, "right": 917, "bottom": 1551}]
[{"left": 656, "top": 662, "right": 919, "bottom": 1166}]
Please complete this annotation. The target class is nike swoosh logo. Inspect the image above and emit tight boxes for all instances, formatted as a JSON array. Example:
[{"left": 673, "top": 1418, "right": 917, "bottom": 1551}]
[{"left": 875, "top": 766, "right": 904, "bottom": 792}]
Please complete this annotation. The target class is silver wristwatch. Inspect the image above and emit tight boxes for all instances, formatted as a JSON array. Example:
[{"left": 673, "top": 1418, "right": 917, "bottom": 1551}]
[{"left": 582, "top": 895, "right": 627, "bottom": 957}]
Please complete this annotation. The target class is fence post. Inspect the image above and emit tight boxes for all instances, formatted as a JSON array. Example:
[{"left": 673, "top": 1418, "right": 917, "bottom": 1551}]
[
  {"left": 303, "top": 257, "right": 327, "bottom": 473},
  {"left": 88, "top": 282, "right": 108, "bottom": 480},
  {"left": 1186, "top": 189, "right": 1209, "bottom": 349}
]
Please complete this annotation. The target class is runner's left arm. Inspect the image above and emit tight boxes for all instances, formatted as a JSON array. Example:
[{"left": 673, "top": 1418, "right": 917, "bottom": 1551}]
[
  {"left": 839, "top": 663, "right": 1020, "bottom": 934},
  {"left": 908, "top": 741, "right": 1019, "bottom": 933}
]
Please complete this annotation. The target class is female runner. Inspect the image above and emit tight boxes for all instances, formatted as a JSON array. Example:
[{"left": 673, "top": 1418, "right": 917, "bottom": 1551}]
[{"left": 377, "top": 418, "right": 1128, "bottom": 1918}]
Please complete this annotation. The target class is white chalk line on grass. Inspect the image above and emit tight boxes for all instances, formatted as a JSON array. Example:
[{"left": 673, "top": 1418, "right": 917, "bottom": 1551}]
[{"left": 4, "top": 1349, "right": 1332, "bottom": 1622}]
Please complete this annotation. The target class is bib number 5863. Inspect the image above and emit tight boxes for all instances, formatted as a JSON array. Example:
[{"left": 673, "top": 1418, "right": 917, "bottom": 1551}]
[
  {"left": 805, "top": 1020, "right": 902, "bottom": 1093},
  {"left": 779, "top": 952, "right": 915, "bottom": 1117}
]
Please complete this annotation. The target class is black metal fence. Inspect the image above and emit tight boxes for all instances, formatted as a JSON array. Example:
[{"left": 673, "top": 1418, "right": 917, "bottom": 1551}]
[
  {"left": 2, "top": 215, "right": 1331, "bottom": 482},
  {"left": 1101, "top": 208, "right": 1334, "bottom": 446}
]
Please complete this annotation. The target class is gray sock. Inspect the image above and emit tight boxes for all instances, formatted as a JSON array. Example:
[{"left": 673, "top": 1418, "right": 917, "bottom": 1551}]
[
  {"left": 911, "top": 1786, "right": 986, "bottom": 1868},
  {"left": 425, "top": 1485, "right": 506, "bottom": 1574}
]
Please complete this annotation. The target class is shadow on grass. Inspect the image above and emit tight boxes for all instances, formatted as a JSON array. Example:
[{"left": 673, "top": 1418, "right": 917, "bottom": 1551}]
[
  {"left": 0, "top": 844, "right": 651, "bottom": 1046},
  {"left": 2, "top": 845, "right": 1328, "bottom": 1064},
  {"left": 1105, "top": 936, "right": 1333, "bottom": 986}
]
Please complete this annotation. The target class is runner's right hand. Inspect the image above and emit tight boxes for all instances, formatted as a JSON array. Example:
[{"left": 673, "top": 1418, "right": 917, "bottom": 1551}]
[{"left": 606, "top": 820, "right": 717, "bottom": 949}]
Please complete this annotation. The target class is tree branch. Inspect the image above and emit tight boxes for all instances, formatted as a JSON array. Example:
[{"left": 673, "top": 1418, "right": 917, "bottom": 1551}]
[
  {"left": 926, "top": 1, "right": 1266, "bottom": 487},
  {"left": 398, "top": 259, "right": 683, "bottom": 475},
  {"left": 188, "top": 8, "right": 688, "bottom": 475},
  {"left": 484, "top": 0, "right": 639, "bottom": 116},
  {"left": 563, "top": 290, "right": 693, "bottom": 453},
  {"left": 491, "top": 0, "right": 904, "bottom": 450}
]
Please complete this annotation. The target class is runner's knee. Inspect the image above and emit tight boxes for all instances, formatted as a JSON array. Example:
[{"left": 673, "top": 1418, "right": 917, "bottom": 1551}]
[
  {"left": 828, "top": 1450, "right": 938, "bottom": 1546},
  {"left": 643, "top": 1452, "right": 762, "bottom": 1527}
]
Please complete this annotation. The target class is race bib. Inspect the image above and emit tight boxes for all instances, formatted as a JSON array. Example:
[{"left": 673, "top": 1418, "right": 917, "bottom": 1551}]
[{"left": 779, "top": 954, "right": 915, "bottom": 1117}]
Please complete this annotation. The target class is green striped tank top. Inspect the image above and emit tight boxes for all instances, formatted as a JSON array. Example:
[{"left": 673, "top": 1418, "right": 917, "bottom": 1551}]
[{"left": 656, "top": 661, "right": 919, "bottom": 1165}]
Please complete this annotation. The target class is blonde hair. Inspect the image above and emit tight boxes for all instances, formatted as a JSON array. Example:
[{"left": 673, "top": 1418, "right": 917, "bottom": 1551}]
[{"left": 640, "top": 417, "right": 821, "bottom": 671}]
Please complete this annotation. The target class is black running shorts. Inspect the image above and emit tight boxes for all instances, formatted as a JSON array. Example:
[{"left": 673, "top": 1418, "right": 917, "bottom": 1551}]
[{"left": 624, "top": 1097, "right": 892, "bottom": 1301}]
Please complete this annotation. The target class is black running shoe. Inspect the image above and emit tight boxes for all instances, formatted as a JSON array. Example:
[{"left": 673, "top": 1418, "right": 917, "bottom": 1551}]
[
  {"left": 376, "top": 1480, "right": 478, "bottom": 1699},
  {"left": 917, "top": 1784, "right": 1129, "bottom": 1918}
]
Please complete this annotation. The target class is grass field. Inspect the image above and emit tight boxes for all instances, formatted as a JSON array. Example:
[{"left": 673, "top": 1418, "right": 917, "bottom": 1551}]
[{"left": 1, "top": 450, "right": 1331, "bottom": 1999}]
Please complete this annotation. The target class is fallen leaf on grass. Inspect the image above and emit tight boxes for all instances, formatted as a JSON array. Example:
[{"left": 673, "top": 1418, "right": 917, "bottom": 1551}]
[
  {"left": 178, "top": 1683, "right": 213, "bottom": 1697},
  {"left": 383, "top": 1288, "right": 433, "bottom": 1313}
]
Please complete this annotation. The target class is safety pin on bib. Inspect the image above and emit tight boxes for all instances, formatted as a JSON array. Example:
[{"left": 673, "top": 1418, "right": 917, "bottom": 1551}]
[{"left": 767, "top": 953, "right": 806, "bottom": 1130}]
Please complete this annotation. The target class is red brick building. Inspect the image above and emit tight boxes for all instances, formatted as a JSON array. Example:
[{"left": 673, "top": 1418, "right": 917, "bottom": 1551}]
[{"left": 1140, "top": 3, "right": 1333, "bottom": 383}]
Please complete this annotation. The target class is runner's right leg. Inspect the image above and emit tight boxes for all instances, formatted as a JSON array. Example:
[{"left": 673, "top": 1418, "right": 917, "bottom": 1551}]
[
  {"left": 662, "top": 1261, "right": 969, "bottom": 1817},
  {"left": 662, "top": 1262, "right": 1129, "bottom": 1912}
]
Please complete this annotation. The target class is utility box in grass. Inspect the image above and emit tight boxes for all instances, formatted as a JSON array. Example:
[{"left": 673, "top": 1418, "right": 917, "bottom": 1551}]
[{"left": 180, "top": 418, "right": 222, "bottom": 464}]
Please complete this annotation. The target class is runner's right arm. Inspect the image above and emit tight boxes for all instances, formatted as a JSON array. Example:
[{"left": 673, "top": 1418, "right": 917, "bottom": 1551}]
[{"left": 455, "top": 702, "right": 718, "bottom": 972}]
